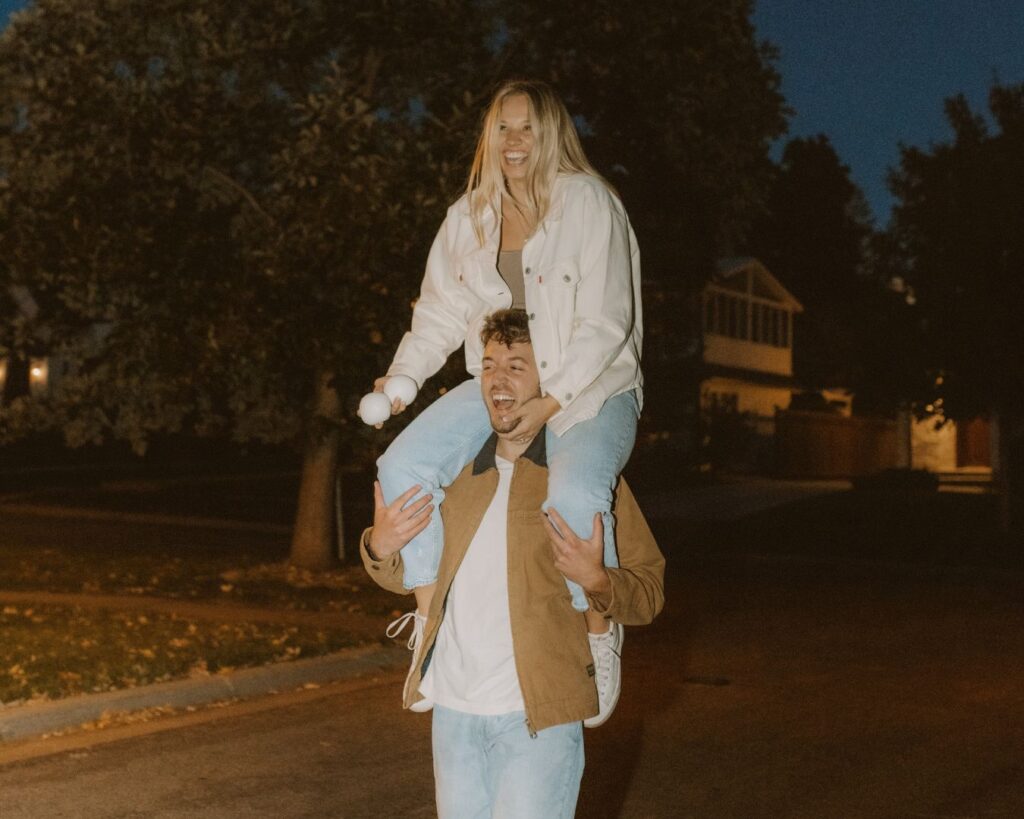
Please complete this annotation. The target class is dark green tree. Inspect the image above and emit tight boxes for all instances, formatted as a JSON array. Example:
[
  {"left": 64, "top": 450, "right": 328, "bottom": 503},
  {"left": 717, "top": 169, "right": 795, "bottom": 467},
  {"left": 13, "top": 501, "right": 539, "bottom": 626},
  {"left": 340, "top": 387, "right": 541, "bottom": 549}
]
[
  {"left": 0, "top": 0, "right": 492, "bottom": 567},
  {"left": 502, "top": 0, "right": 789, "bottom": 432},
  {"left": 746, "top": 135, "right": 877, "bottom": 393},
  {"left": 888, "top": 83, "right": 1024, "bottom": 530},
  {"left": 1, "top": 0, "right": 790, "bottom": 565}
]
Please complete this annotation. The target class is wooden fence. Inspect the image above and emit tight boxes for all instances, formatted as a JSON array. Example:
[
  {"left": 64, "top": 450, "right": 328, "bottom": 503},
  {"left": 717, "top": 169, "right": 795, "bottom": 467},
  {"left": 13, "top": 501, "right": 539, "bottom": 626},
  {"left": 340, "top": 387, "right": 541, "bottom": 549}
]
[{"left": 775, "top": 410, "right": 898, "bottom": 479}]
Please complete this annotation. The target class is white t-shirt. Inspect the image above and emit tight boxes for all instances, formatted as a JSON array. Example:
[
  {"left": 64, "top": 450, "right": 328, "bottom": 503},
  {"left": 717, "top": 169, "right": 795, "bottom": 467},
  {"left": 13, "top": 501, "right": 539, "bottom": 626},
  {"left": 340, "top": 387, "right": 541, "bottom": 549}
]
[{"left": 419, "top": 456, "right": 524, "bottom": 715}]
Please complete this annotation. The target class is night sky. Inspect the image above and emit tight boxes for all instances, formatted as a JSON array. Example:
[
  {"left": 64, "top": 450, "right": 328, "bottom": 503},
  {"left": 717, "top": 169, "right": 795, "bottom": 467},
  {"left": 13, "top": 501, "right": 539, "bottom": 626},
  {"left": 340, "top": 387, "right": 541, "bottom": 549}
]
[
  {"left": 3, "top": 0, "right": 1024, "bottom": 224},
  {"left": 752, "top": 0, "right": 1024, "bottom": 223}
]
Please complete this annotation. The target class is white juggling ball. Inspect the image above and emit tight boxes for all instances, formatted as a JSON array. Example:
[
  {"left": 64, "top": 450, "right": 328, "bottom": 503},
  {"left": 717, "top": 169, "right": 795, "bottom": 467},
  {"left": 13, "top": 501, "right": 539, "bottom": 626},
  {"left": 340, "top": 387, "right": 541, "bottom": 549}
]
[
  {"left": 383, "top": 375, "right": 418, "bottom": 406},
  {"left": 358, "top": 392, "right": 393, "bottom": 426}
]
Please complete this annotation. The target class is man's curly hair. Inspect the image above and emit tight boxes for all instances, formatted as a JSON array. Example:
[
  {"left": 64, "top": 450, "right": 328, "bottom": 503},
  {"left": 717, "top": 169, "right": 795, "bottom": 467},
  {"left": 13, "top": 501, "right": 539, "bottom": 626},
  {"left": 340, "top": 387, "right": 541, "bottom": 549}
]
[{"left": 480, "top": 308, "right": 531, "bottom": 347}]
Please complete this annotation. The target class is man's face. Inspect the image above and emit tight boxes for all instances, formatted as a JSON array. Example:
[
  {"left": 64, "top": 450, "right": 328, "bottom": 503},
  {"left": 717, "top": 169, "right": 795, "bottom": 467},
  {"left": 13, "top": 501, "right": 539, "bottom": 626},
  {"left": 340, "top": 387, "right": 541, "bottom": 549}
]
[{"left": 480, "top": 338, "right": 542, "bottom": 434}]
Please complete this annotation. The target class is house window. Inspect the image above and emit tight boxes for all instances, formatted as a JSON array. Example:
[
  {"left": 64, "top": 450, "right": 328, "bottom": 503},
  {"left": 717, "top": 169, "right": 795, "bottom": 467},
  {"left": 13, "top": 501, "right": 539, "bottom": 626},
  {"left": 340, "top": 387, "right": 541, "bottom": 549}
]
[
  {"left": 708, "top": 391, "right": 739, "bottom": 413},
  {"left": 707, "top": 292, "right": 751, "bottom": 341},
  {"left": 29, "top": 357, "right": 49, "bottom": 397},
  {"left": 726, "top": 296, "right": 738, "bottom": 337},
  {"left": 716, "top": 294, "right": 728, "bottom": 336},
  {"left": 706, "top": 289, "right": 790, "bottom": 346}
]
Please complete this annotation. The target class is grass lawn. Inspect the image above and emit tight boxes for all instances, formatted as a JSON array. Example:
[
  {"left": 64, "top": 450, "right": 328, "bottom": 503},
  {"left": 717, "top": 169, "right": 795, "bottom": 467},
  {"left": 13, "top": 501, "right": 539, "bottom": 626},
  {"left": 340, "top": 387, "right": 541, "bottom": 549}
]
[
  {"left": 0, "top": 520, "right": 399, "bottom": 615},
  {"left": 0, "top": 515, "right": 408, "bottom": 704},
  {"left": 0, "top": 543, "right": 402, "bottom": 615},
  {"left": 0, "top": 603, "right": 362, "bottom": 704}
]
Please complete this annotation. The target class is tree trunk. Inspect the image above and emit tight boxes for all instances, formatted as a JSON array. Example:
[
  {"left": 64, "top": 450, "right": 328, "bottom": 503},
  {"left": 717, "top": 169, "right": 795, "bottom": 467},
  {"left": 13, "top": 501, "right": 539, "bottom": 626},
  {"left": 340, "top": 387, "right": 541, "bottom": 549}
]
[{"left": 290, "top": 373, "right": 342, "bottom": 571}]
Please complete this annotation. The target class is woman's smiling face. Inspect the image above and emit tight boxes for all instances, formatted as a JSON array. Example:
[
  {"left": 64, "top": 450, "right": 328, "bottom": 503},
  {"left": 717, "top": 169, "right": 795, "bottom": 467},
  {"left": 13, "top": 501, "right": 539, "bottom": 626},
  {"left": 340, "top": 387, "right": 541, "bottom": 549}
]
[{"left": 497, "top": 94, "right": 534, "bottom": 191}]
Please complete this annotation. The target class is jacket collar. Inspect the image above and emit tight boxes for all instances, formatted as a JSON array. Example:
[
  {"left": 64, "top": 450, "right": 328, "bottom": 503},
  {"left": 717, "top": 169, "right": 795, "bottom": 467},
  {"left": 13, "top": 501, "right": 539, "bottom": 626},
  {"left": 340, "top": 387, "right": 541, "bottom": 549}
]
[
  {"left": 476, "top": 176, "right": 570, "bottom": 248},
  {"left": 472, "top": 430, "right": 547, "bottom": 475}
]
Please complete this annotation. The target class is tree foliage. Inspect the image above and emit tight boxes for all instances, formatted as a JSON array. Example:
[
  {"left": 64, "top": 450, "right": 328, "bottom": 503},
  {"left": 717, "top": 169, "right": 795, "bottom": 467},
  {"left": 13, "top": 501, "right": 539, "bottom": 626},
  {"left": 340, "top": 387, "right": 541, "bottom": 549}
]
[
  {"left": 888, "top": 83, "right": 1024, "bottom": 422},
  {"left": 1, "top": 0, "right": 789, "bottom": 559},
  {"left": 500, "top": 0, "right": 788, "bottom": 433},
  {"left": 0, "top": 0, "right": 492, "bottom": 451},
  {"left": 746, "top": 135, "right": 879, "bottom": 394},
  {"left": 887, "top": 82, "right": 1024, "bottom": 531},
  {"left": 503, "top": 0, "right": 788, "bottom": 282}
]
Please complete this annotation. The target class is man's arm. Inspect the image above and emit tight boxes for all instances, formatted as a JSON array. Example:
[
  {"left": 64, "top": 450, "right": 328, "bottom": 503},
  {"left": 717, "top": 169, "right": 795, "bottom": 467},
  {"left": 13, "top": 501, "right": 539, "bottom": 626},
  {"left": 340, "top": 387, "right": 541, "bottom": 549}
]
[
  {"left": 544, "top": 478, "right": 665, "bottom": 625},
  {"left": 360, "top": 482, "right": 433, "bottom": 596}
]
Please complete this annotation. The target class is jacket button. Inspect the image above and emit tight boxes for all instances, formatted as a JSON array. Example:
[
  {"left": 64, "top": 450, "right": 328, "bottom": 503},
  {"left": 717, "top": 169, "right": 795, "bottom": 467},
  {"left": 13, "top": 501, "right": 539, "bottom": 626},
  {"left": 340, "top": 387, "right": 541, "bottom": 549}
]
[
  {"left": 529, "top": 312, "right": 536, "bottom": 320},
  {"left": 541, "top": 361, "right": 547, "bottom": 368},
  {"left": 565, "top": 392, "right": 573, "bottom": 401},
  {"left": 563, "top": 274, "right": 571, "bottom": 282},
  {"left": 525, "top": 267, "right": 532, "bottom": 275}
]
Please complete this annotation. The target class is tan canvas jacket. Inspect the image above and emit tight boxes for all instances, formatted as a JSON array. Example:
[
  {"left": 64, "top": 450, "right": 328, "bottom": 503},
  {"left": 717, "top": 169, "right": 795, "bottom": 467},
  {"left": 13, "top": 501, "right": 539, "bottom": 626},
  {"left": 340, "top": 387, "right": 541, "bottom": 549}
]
[{"left": 361, "top": 433, "right": 665, "bottom": 734}]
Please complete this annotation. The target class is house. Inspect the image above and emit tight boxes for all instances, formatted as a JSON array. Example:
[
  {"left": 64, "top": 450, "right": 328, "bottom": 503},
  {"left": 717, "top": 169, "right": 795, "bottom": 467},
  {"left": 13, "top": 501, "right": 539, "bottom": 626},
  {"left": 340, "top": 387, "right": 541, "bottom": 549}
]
[
  {"left": 700, "top": 257, "right": 854, "bottom": 431},
  {"left": 898, "top": 410, "right": 994, "bottom": 486}
]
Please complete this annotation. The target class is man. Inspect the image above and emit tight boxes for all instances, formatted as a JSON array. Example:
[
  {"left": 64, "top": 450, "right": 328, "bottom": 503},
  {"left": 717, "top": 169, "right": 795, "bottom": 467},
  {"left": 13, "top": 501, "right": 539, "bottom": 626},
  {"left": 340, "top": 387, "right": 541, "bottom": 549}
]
[{"left": 362, "top": 309, "right": 664, "bottom": 818}]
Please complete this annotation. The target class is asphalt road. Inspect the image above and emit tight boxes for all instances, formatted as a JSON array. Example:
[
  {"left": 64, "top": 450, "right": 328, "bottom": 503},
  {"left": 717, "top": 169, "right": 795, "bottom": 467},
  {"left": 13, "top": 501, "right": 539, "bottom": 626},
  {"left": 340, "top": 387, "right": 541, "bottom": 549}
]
[{"left": 3, "top": 542, "right": 1023, "bottom": 818}]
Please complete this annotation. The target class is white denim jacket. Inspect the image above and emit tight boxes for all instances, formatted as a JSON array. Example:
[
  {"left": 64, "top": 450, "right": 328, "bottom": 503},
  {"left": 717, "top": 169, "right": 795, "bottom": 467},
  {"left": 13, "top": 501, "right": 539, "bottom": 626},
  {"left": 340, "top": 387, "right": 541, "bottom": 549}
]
[{"left": 387, "top": 173, "right": 643, "bottom": 436}]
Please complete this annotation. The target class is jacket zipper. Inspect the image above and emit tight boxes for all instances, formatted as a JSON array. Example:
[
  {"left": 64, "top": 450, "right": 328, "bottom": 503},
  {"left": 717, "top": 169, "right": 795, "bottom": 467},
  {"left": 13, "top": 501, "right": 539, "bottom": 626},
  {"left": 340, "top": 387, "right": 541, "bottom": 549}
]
[{"left": 509, "top": 458, "right": 539, "bottom": 739}]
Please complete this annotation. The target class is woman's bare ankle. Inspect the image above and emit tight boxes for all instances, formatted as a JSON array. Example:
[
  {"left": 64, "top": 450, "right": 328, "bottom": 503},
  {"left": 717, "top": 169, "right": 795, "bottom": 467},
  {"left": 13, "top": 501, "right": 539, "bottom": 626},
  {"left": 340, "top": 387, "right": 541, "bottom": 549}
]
[
  {"left": 413, "top": 582, "right": 437, "bottom": 617},
  {"left": 584, "top": 609, "right": 610, "bottom": 635}
]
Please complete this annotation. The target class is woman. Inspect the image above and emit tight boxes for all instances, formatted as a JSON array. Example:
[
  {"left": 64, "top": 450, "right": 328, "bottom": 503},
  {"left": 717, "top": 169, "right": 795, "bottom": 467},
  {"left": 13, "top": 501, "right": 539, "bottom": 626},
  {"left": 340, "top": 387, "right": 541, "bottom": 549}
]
[{"left": 374, "top": 79, "right": 643, "bottom": 717}]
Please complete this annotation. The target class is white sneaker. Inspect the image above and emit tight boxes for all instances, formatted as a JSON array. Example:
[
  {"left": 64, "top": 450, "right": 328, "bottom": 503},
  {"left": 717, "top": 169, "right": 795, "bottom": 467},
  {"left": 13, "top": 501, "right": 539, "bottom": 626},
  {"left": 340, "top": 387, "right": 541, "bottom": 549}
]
[
  {"left": 386, "top": 611, "right": 434, "bottom": 712},
  {"left": 584, "top": 622, "right": 623, "bottom": 728}
]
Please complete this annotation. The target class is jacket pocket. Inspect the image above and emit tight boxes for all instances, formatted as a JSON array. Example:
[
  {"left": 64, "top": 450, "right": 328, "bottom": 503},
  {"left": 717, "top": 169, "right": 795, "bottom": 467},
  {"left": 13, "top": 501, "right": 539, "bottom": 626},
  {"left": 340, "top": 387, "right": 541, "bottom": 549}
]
[
  {"left": 548, "top": 259, "right": 581, "bottom": 289},
  {"left": 539, "top": 260, "right": 581, "bottom": 349}
]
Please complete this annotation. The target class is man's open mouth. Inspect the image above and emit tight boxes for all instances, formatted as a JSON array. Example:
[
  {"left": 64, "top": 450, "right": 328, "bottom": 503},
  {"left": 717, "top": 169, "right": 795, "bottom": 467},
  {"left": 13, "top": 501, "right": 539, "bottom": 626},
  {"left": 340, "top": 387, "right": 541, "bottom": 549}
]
[{"left": 491, "top": 391, "right": 516, "bottom": 412}]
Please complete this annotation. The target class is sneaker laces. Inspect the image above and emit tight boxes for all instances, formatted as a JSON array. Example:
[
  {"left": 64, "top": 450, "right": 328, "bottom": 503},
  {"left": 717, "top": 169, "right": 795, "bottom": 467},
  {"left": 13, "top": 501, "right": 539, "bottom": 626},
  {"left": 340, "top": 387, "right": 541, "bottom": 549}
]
[
  {"left": 590, "top": 633, "right": 620, "bottom": 695},
  {"left": 386, "top": 611, "right": 424, "bottom": 650}
]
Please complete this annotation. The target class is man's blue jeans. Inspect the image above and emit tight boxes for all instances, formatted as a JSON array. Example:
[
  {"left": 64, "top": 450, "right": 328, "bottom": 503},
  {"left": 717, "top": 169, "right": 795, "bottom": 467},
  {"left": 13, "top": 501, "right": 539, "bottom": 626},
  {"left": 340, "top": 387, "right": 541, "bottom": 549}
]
[
  {"left": 377, "top": 380, "right": 639, "bottom": 611},
  {"left": 432, "top": 705, "right": 584, "bottom": 819}
]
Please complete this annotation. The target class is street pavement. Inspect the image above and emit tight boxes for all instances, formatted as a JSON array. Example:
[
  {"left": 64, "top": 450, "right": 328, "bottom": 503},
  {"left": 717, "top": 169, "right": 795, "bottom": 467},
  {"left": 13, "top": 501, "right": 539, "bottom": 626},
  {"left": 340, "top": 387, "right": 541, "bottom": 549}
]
[
  {"left": 2, "top": 521, "right": 1023, "bottom": 818},
  {"left": 638, "top": 476, "right": 850, "bottom": 522}
]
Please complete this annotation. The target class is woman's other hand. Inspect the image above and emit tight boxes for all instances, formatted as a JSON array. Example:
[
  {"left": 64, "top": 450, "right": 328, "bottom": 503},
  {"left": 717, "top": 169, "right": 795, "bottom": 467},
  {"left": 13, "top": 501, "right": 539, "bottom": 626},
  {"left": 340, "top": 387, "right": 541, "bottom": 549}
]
[{"left": 498, "top": 394, "right": 561, "bottom": 445}]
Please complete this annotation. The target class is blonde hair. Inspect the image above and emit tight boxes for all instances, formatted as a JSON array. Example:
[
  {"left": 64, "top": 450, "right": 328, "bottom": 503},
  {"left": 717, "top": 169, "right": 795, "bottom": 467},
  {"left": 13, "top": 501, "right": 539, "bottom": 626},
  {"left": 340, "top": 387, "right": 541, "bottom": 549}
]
[{"left": 465, "top": 80, "right": 607, "bottom": 246}]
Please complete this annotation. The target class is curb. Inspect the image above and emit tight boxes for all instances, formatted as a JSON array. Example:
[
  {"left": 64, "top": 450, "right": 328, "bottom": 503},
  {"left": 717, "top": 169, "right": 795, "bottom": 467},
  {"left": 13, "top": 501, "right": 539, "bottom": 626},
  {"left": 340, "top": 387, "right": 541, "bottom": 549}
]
[
  {"left": 0, "top": 502, "right": 292, "bottom": 535},
  {"left": 0, "top": 644, "right": 407, "bottom": 743}
]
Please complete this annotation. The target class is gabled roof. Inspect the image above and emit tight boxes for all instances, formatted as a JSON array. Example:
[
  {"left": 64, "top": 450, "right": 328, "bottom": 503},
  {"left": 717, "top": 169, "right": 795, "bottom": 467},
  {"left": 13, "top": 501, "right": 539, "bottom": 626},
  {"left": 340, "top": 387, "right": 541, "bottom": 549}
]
[{"left": 711, "top": 257, "right": 803, "bottom": 312}]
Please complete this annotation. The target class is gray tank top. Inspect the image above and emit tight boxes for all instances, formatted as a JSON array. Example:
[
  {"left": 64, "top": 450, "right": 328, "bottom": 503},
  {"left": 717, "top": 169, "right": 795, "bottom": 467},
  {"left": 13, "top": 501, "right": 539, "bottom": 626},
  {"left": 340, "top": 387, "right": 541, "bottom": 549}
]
[{"left": 497, "top": 250, "right": 527, "bottom": 310}]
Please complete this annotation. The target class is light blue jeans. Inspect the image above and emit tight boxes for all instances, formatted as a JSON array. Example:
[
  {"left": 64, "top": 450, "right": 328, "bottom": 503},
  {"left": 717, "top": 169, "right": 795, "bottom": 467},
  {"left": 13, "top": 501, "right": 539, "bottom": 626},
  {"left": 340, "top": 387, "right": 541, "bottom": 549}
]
[
  {"left": 432, "top": 705, "right": 584, "bottom": 819},
  {"left": 377, "top": 379, "right": 639, "bottom": 611}
]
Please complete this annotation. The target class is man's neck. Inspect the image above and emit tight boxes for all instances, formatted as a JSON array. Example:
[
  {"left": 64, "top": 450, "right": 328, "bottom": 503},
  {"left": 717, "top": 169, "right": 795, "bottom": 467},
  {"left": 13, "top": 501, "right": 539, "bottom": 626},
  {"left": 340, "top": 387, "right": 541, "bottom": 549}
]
[{"left": 495, "top": 433, "right": 535, "bottom": 462}]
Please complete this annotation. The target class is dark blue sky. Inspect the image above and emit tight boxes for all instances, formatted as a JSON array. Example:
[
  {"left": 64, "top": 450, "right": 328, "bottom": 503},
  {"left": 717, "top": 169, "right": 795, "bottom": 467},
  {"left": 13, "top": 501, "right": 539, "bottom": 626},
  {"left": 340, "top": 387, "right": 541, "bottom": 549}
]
[
  {"left": 4, "top": 0, "right": 1023, "bottom": 224},
  {"left": 753, "top": 0, "right": 1024, "bottom": 223},
  {"left": 0, "top": 0, "right": 23, "bottom": 26}
]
